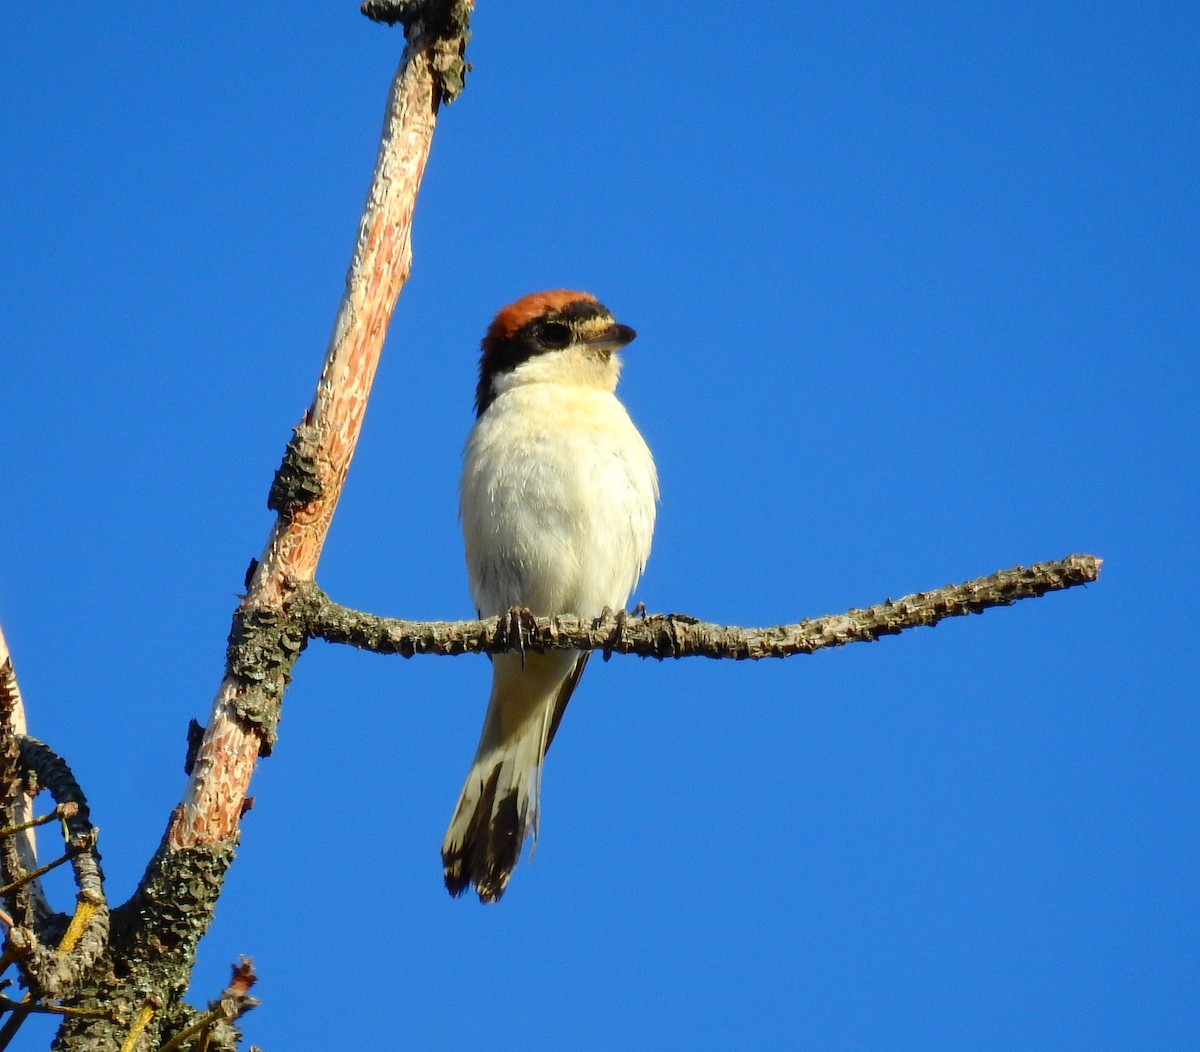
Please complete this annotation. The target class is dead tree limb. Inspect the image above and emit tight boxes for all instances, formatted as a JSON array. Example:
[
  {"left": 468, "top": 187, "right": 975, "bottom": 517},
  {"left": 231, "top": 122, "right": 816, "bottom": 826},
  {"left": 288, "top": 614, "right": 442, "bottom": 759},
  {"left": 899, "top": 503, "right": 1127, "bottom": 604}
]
[
  {"left": 0, "top": 2, "right": 1103, "bottom": 1048},
  {"left": 24, "top": 5, "right": 475, "bottom": 1050},
  {"left": 0, "top": 626, "right": 44, "bottom": 922},
  {"left": 296, "top": 555, "right": 1100, "bottom": 660}
]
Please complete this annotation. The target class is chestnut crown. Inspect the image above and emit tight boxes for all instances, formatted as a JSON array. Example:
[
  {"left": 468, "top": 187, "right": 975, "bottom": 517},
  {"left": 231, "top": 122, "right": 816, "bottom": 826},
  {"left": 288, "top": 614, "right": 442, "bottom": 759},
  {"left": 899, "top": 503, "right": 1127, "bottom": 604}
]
[{"left": 475, "top": 290, "right": 636, "bottom": 416}]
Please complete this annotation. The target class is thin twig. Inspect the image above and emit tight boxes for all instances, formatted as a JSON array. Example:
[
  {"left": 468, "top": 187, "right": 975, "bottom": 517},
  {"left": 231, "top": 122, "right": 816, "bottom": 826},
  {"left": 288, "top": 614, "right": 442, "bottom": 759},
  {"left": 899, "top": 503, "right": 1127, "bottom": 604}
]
[
  {"left": 158, "top": 958, "right": 258, "bottom": 1052},
  {"left": 0, "top": 802, "right": 77, "bottom": 839},
  {"left": 0, "top": 994, "right": 114, "bottom": 1021},
  {"left": 0, "top": 1002, "right": 29, "bottom": 1050},
  {"left": 0, "top": 837, "right": 91, "bottom": 897},
  {"left": 117, "top": 1004, "right": 154, "bottom": 1052}
]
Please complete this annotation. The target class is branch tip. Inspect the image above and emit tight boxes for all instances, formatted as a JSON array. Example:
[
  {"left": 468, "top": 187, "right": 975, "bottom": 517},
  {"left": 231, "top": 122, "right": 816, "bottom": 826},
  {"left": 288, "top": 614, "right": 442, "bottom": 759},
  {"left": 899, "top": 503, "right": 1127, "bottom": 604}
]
[{"left": 298, "top": 555, "right": 1101, "bottom": 662}]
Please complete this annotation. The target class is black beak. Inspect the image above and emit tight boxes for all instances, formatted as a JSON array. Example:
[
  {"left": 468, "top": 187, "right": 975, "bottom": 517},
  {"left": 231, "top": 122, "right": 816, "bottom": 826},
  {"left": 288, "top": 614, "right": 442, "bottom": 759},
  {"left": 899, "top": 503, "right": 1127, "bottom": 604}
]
[{"left": 587, "top": 322, "right": 637, "bottom": 353}]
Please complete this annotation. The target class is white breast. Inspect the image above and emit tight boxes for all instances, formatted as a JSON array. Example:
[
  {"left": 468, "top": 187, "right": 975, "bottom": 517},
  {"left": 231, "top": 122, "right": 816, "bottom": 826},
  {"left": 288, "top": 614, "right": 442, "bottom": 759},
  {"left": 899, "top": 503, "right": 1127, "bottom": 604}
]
[{"left": 461, "top": 383, "right": 658, "bottom": 618}]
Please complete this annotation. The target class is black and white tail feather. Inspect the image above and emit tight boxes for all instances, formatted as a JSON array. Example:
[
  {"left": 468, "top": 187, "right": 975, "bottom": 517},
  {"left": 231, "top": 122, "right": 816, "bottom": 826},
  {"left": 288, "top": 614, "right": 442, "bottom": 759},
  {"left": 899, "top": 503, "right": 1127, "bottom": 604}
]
[
  {"left": 443, "top": 289, "right": 656, "bottom": 903},
  {"left": 441, "top": 651, "right": 588, "bottom": 901}
]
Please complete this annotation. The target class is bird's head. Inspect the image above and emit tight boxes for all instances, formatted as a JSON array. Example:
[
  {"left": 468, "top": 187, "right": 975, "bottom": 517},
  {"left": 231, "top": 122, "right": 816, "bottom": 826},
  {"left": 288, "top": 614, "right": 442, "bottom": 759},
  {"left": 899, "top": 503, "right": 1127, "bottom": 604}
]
[{"left": 475, "top": 290, "right": 637, "bottom": 416}]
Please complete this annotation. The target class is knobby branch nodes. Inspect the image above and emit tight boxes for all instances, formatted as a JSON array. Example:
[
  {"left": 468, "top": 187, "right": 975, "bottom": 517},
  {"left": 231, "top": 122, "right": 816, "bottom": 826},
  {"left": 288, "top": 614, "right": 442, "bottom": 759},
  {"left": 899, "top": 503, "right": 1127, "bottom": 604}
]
[
  {"left": 0, "top": 0, "right": 1098, "bottom": 1045},
  {"left": 266, "top": 423, "right": 325, "bottom": 523},
  {"left": 252, "top": 410, "right": 1098, "bottom": 666},
  {"left": 156, "top": 957, "right": 259, "bottom": 1052},
  {"left": 288, "top": 554, "right": 1101, "bottom": 662},
  {"left": 0, "top": 731, "right": 107, "bottom": 1047},
  {"left": 361, "top": 0, "right": 474, "bottom": 103}
]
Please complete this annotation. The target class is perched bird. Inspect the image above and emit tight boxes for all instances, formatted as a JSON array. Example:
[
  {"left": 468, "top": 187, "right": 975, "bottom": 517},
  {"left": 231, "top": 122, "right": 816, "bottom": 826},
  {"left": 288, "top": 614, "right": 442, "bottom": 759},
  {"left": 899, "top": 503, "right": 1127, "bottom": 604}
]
[{"left": 442, "top": 290, "right": 658, "bottom": 902}]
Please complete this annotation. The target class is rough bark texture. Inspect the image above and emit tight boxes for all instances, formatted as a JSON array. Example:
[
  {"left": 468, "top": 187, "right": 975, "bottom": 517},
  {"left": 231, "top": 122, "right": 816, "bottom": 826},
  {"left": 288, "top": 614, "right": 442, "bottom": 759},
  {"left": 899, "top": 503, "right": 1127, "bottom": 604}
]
[
  {"left": 143, "top": 19, "right": 445, "bottom": 1044},
  {"left": 296, "top": 555, "right": 1101, "bottom": 660},
  {"left": 170, "top": 21, "right": 443, "bottom": 855},
  {"left": 0, "top": 6, "right": 470, "bottom": 1048},
  {"left": 0, "top": 5, "right": 1101, "bottom": 1049},
  {"left": 0, "top": 626, "right": 44, "bottom": 919}
]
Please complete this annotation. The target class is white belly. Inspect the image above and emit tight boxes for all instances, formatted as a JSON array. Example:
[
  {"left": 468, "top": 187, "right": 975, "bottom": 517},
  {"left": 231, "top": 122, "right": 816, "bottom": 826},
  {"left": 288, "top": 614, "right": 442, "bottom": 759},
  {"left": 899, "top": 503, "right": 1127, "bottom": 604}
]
[{"left": 460, "top": 384, "right": 658, "bottom": 618}]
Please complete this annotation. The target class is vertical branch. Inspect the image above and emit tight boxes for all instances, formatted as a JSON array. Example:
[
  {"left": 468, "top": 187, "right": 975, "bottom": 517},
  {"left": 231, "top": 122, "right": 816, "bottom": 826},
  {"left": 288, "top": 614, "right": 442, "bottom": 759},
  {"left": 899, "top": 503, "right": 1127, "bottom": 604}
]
[
  {"left": 170, "top": 31, "right": 446, "bottom": 852},
  {"left": 11, "top": 8, "right": 474, "bottom": 1047},
  {"left": 0, "top": 624, "right": 49, "bottom": 923}
]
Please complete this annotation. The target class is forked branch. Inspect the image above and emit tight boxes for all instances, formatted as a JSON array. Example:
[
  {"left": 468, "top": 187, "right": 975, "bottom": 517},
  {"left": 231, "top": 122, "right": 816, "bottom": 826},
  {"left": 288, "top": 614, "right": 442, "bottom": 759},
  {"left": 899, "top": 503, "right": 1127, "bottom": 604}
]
[
  {"left": 34, "top": 5, "right": 475, "bottom": 1049},
  {"left": 0, "top": 1, "right": 1104, "bottom": 1048}
]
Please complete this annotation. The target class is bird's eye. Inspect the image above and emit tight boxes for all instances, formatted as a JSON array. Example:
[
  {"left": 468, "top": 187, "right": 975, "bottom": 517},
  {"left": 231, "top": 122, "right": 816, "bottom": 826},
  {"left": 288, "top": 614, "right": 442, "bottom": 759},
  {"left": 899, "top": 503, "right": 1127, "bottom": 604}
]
[{"left": 536, "top": 321, "right": 572, "bottom": 349}]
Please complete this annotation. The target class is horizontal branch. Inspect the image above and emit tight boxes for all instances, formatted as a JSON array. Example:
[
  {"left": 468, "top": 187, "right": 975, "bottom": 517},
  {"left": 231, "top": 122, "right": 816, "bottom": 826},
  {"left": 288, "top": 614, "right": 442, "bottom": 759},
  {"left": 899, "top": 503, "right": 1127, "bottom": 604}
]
[
  {"left": 298, "top": 554, "right": 1100, "bottom": 661},
  {"left": 0, "top": 801, "right": 79, "bottom": 839}
]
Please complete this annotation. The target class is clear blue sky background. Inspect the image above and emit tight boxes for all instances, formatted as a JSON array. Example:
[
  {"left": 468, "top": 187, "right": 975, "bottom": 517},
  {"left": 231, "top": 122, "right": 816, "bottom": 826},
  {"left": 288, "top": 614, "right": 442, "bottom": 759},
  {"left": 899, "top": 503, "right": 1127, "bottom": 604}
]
[{"left": 3, "top": 3, "right": 1196, "bottom": 1049}]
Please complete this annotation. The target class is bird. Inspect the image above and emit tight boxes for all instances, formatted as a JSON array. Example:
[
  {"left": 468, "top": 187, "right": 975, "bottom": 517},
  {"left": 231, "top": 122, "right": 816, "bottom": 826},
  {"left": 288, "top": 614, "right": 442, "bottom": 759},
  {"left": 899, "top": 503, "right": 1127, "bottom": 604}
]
[{"left": 442, "top": 290, "right": 658, "bottom": 902}]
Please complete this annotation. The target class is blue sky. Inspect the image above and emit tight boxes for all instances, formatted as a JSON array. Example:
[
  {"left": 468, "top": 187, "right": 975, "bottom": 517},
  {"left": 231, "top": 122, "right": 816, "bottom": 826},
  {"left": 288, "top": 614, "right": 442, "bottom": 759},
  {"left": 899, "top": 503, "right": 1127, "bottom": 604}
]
[{"left": 3, "top": 2, "right": 1196, "bottom": 1048}]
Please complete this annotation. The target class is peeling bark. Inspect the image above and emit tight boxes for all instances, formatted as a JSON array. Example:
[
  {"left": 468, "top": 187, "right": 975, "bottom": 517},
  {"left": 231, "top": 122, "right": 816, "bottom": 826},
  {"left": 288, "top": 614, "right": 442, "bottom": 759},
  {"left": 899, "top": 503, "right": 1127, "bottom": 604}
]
[
  {"left": 0, "top": 6, "right": 472, "bottom": 1049},
  {"left": 0, "top": 4, "right": 1104, "bottom": 1049}
]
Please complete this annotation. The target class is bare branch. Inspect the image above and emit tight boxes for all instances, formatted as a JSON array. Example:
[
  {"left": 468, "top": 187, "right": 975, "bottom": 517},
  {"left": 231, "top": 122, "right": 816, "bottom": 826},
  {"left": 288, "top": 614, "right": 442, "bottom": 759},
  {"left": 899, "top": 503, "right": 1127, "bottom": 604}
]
[
  {"left": 299, "top": 555, "right": 1101, "bottom": 660},
  {"left": 0, "top": 625, "right": 45, "bottom": 922},
  {"left": 0, "top": 738, "right": 107, "bottom": 998},
  {"left": 156, "top": 957, "right": 258, "bottom": 1052},
  {"left": 0, "top": 995, "right": 115, "bottom": 1022},
  {"left": 168, "top": 5, "right": 469, "bottom": 858},
  {"left": 0, "top": 802, "right": 79, "bottom": 840},
  {"left": 39, "top": 7, "right": 476, "bottom": 1049}
]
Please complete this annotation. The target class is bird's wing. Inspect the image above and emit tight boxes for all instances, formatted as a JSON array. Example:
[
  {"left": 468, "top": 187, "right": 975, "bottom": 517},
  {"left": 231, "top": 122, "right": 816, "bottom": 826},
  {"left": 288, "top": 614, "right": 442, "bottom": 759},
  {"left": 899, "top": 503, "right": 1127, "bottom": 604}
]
[{"left": 545, "top": 651, "right": 590, "bottom": 751}]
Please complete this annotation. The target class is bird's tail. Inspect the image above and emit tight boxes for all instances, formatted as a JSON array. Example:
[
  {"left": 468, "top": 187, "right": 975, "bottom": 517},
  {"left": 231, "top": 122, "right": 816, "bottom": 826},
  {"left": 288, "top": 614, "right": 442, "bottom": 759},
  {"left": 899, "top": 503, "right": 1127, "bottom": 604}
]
[{"left": 442, "top": 649, "right": 588, "bottom": 902}]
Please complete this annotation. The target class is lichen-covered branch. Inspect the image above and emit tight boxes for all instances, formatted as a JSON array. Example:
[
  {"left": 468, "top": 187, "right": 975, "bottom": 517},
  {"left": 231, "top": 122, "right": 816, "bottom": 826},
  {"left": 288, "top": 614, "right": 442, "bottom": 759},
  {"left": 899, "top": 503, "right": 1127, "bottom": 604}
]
[
  {"left": 298, "top": 555, "right": 1101, "bottom": 660},
  {"left": 0, "top": 623, "right": 46, "bottom": 923},
  {"left": 2, "top": 739, "right": 107, "bottom": 995},
  {"left": 0, "top": 734, "right": 108, "bottom": 1048},
  {"left": 38, "top": 7, "right": 474, "bottom": 1051},
  {"left": 360, "top": 1, "right": 473, "bottom": 102},
  {"left": 170, "top": 5, "right": 465, "bottom": 856}
]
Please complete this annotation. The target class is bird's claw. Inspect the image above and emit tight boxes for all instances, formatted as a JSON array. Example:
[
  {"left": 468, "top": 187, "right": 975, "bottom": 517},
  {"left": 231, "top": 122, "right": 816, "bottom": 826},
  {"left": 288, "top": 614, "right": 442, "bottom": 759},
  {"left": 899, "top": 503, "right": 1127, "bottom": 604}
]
[
  {"left": 597, "top": 605, "right": 629, "bottom": 663},
  {"left": 500, "top": 606, "right": 539, "bottom": 669}
]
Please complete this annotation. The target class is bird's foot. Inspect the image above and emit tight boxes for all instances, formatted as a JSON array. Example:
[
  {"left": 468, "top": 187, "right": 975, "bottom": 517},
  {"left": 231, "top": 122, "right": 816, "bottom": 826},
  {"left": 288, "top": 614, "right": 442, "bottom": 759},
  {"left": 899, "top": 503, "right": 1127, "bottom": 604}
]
[
  {"left": 498, "top": 606, "right": 540, "bottom": 669},
  {"left": 596, "top": 605, "right": 629, "bottom": 662}
]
